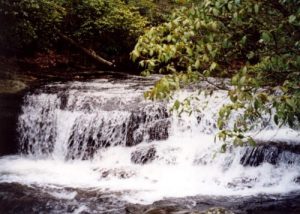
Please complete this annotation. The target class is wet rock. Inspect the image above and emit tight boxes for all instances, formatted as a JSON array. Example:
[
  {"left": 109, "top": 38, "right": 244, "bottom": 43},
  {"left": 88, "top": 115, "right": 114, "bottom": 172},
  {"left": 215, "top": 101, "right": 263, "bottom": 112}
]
[
  {"left": 0, "top": 183, "right": 54, "bottom": 214},
  {"left": 294, "top": 177, "right": 300, "bottom": 184},
  {"left": 126, "top": 105, "right": 170, "bottom": 147},
  {"left": 0, "top": 93, "right": 24, "bottom": 155},
  {"left": 125, "top": 204, "right": 148, "bottom": 213},
  {"left": 240, "top": 143, "right": 300, "bottom": 167},
  {"left": 193, "top": 154, "right": 211, "bottom": 166},
  {"left": 126, "top": 112, "right": 146, "bottom": 147},
  {"left": 131, "top": 146, "right": 157, "bottom": 164},
  {"left": 1, "top": 183, "right": 300, "bottom": 214},
  {"left": 126, "top": 204, "right": 233, "bottom": 214},
  {"left": 148, "top": 120, "right": 170, "bottom": 141},
  {"left": 227, "top": 177, "right": 257, "bottom": 190},
  {"left": 240, "top": 145, "right": 278, "bottom": 166},
  {"left": 98, "top": 168, "right": 135, "bottom": 179},
  {"left": 197, "top": 116, "right": 202, "bottom": 124},
  {"left": 202, "top": 207, "right": 234, "bottom": 214},
  {"left": 142, "top": 206, "right": 181, "bottom": 214},
  {"left": 125, "top": 203, "right": 186, "bottom": 214},
  {"left": 0, "top": 182, "right": 127, "bottom": 214}
]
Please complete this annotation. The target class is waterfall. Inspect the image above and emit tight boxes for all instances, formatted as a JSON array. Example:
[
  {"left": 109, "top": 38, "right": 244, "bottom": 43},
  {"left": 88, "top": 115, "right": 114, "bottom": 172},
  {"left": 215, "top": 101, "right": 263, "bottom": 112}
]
[
  {"left": 17, "top": 79, "right": 170, "bottom": 160},
  {"left": 0, "top": 76, "right": 300, "bottom": 205}
]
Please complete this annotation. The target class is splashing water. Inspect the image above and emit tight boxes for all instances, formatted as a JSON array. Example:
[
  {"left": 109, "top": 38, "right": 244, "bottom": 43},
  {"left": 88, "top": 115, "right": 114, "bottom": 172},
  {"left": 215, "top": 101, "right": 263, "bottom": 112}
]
[{"left": 0, "top": 76, "right": 300, "bottom": 206}]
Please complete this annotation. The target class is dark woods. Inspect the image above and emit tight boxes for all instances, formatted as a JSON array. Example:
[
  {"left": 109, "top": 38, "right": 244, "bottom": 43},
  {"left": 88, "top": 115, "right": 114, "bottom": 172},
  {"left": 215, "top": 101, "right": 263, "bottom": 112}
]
[{"left": 0, "top": 0, "right": 181, "bottom": 70}]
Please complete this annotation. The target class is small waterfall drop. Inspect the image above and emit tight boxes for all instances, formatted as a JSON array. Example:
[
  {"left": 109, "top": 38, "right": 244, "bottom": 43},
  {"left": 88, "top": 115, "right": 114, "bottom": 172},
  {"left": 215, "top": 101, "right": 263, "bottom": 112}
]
[
  {"left": 1, "top": 75, "right": 300, "bottom": 205},
  {"left": 17, "top": 78, "right": 170, "bottom": 160}
]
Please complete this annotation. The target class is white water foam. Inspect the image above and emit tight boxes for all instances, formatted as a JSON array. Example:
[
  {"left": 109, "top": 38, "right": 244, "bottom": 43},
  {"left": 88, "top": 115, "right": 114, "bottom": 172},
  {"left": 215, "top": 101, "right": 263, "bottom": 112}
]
[{"left": 0, "top": 78, "right": 300, "bottom": 204}]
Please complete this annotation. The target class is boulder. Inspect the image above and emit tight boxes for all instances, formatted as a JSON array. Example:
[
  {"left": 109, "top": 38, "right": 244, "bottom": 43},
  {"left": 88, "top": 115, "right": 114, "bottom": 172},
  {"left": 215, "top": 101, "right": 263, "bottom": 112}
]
[
  {"left": 131, "top": 146, "right": 157, "bottom": 164},
  {"left": 240, "top": 143, "right": 300, "bottom": 167}
]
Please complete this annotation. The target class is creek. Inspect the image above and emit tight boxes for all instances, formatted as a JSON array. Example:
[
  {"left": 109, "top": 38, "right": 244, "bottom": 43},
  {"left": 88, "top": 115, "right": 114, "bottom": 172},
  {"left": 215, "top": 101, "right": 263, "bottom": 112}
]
[{"left": 0, "top": 73, "right": 300, "bottom": 213}]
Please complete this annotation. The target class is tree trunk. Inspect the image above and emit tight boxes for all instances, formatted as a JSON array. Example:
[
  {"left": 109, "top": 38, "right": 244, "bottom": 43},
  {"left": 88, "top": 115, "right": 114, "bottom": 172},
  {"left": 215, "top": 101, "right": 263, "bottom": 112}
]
[{"left": 56, "top": 31, "right": 114, "bottom": 67}]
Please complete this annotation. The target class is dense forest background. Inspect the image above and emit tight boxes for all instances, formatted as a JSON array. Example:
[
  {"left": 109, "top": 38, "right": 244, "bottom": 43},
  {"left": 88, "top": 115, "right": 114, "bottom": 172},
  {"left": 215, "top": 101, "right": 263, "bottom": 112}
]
[
  {"left": 0, "top": 0, "right": 299, "bottom": 147},
  {"left": 0, "top": 0, "right": 183, "bottom": 69}
]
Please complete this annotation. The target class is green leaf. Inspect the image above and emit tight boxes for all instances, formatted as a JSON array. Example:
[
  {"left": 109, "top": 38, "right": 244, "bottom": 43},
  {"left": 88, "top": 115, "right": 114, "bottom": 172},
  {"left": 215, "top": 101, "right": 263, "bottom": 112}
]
[
  {"left": 241, "top": 36, "right": 247, "bottom": 45},
  {"left": 187, "top": 47, "right": 193, "bottom": 56},
  {"left": 231, "top": 75, "right": 239, "bottom": 85},
  {"left": 173, "top": 100, "right": 180, "bottom": 110},
  {"left": 217, "top": 118, "right": 224, "bottom": 129},
  {"left": 139, "top": 61, "right": 145, "bottom": 67},
  {"left": 261, "top": 32, "right": 271, "bottom": 43},
  {"left": 195, "top": 59, "right": 200, "bottom": 69},
  {"left": 240, "top": 76, "right": 246, "bottom": 85},
  {"left": 286, "top": 98, "right": 296, "bottom": 110},
  {"left": 131, "top": 50, "right": 140, "bottom": 62},
  {"left": 254, "top": 4, "right": 259, "bottom": 14},
  {"left": 212, "top": 8, "right": 219, "bottom": 16},
  {"left": 289, "top": 15, "right": 296, "bottom": 23},
  {"left": 233, "top": 12, "right": 238, "bottom": 19},
  {"left": 210, "top": 62, "right": 218, "bottom": 71},
  {"left": 233, "top": 137, "right": 243, "bottom": 146},
  {"left": 167, "top": 35, "right": 172, "bottom": 42},
  {"left": 254, "top": 99, "right": 260, "bottom": 110},
  {"left": 247, "top": 51, "right": 255, "bottom": 59},
  {"left": 248, "top": 137, "right": 256, "bottom": 147},
  {"left": 206, "top": 44, "right": 212, "bottom": 53},
  {"left": 221, "top": 144, "right": 227, "bottom": 153}
]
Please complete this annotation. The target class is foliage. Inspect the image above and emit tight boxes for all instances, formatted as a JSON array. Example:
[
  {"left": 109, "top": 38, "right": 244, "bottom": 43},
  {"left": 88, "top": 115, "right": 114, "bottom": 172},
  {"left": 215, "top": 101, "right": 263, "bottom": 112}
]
[
  {"left": 125, "top": 0, "right": 197, "bottom": 26},
  {"left": 132, "top": 0, "right": 300, "bottom": 147},
  {"left": 0, "top": 0, "right": 148, "bottom": 57},
  {"left": 64, "top": 0, "right": 148, "bottom": 56},
  {"left": 0, "top": 0, "right": 65, "bottom": 53}
]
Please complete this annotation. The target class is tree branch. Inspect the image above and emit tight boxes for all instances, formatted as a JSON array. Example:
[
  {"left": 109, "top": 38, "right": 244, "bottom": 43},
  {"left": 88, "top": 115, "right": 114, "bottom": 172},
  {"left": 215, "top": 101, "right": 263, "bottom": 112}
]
[{"left": 56, "top": 31, "right": 114, "bottom": 67}]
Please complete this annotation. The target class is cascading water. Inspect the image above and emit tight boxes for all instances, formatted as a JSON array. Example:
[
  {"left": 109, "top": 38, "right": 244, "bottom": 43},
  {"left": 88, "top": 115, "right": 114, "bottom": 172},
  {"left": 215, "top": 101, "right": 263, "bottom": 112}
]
[
  {"left": 17, "top": 78, "right": 170, "bottom": 160},
  {"left": 1, "top": 75, "right": 300, "bottom": 213}
]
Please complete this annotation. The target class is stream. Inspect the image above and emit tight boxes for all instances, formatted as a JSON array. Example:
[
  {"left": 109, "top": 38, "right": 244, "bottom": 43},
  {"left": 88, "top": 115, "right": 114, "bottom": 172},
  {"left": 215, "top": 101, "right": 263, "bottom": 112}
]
[{"left": 0, "top": 73, "right": 300, "bottom": 213}]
